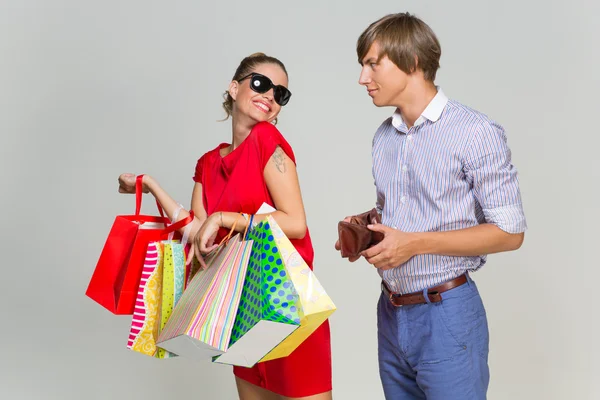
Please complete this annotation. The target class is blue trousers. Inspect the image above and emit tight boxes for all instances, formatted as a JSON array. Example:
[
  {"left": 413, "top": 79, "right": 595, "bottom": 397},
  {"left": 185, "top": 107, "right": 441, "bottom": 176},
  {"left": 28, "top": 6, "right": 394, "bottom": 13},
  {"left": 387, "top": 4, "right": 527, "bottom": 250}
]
[{"left": 377, "top": 276, "right": 490, "bottom": 399}]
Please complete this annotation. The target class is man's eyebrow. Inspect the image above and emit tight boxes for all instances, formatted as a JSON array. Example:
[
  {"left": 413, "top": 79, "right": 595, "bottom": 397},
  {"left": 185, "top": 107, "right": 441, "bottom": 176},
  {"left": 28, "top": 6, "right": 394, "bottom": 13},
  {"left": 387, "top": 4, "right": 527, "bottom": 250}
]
[{"left": 360, "top": 57, "right": 377, "bottom": 66}]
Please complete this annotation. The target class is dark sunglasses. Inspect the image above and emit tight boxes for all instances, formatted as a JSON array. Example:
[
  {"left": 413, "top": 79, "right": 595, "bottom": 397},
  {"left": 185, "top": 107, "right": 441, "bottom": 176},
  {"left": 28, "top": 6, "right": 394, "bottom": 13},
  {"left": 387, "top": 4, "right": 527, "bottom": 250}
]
[{"left": 238, "top": 73, "right": 292, "bottom": 106}]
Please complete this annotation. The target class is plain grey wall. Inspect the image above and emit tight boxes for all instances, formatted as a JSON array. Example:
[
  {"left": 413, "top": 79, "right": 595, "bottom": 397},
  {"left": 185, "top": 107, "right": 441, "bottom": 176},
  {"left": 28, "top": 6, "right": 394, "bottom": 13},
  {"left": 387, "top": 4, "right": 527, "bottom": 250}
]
[{"left": 2, "top": 0, "right": 598, "bottom": 399}]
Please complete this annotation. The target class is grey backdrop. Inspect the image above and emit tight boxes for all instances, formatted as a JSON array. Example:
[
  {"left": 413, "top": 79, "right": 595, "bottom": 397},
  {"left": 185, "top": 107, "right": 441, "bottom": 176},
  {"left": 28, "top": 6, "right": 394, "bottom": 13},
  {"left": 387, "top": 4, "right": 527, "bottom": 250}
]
[{"left": 2, "top": 0, "right": 598, "bottom": 399}]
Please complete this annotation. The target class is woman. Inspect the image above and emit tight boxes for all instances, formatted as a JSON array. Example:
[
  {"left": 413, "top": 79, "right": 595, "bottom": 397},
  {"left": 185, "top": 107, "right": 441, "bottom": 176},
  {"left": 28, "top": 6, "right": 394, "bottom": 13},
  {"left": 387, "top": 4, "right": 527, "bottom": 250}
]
[{"left": 118, "top": 53, "right": 332, "bottom": 400}]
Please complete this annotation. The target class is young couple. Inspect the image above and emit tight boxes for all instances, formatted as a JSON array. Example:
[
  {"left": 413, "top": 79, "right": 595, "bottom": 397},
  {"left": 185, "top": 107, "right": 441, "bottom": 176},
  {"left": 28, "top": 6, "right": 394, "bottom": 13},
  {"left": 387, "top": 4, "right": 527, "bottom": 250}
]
[{"left": 117, "top": 13, "right": 526, "bottom": 400}]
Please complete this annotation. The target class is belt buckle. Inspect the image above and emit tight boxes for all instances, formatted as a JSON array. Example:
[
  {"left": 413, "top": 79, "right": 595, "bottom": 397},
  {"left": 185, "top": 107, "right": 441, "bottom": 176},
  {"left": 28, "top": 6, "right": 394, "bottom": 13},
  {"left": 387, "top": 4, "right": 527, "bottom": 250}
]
[{"left": 382, "top": 282, "right": 403, "bottom": 307}]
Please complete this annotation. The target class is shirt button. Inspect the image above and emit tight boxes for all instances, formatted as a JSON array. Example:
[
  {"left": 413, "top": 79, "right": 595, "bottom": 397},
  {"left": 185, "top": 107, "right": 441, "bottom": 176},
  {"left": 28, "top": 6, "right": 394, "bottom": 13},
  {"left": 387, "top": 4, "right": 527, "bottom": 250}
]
[
  {"left": 407, "top": 135, "right": 413, "bottom": 141},
  {"left": 402, "top": 165, "right": 408, "bottom": 172},
  {"left": 400, "top": 196, "right": 407, "bottom": 203}
]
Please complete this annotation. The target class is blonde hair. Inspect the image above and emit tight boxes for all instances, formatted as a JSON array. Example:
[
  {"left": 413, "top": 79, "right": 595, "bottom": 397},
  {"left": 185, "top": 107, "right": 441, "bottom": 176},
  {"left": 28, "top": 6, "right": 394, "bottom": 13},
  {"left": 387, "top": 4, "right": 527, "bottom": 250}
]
[
  {"left": 357, "top": 13, "right": 441, "bottom": 81},
  {"left": 221, "top": 52, "right": 288, "bottom": 121}
]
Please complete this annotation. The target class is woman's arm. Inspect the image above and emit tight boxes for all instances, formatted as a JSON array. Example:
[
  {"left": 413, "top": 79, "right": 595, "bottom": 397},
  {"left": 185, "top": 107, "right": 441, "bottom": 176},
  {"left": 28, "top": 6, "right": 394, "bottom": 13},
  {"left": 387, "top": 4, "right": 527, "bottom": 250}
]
[
  {"left": 258, "top": 146, "right": 307, "bottom": 238},
  {"left": 193, "top": 146, "right": 308, "bottom": 254},
  {"left": 118, "top": 173, "right": 208, "bottom": 239},
  {"left": 212, "top": 146, "right": 306, "bottom": 237}
]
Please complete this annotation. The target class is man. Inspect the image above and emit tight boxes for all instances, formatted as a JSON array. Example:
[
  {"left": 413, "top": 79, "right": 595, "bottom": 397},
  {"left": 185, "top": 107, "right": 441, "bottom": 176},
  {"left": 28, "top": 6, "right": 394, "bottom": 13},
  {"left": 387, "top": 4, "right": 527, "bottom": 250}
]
[{"left": 336, "top": 13, "right": 527, "bottom": 399}]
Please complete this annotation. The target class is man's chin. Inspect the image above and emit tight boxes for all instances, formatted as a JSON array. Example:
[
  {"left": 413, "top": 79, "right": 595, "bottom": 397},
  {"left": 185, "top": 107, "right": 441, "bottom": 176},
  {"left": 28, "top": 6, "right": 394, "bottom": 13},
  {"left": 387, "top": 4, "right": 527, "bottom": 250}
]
[{"left": 372, "top": 97, "right": 385, "bottom": 107}]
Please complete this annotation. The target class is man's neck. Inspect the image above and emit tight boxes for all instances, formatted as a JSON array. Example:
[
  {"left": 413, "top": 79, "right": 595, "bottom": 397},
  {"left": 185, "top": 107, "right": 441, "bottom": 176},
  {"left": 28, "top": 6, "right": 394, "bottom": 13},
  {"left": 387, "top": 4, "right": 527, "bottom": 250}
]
[{"left": 394, "top": 81, "right": 438, "bottom": 128}]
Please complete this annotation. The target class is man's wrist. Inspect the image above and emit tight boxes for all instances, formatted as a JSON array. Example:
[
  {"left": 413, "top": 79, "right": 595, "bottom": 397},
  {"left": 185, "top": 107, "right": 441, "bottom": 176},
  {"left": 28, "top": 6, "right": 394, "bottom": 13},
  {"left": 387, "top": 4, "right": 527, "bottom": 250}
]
[{"left": 412, "top": 232, "right": 431, "bottom": 256}]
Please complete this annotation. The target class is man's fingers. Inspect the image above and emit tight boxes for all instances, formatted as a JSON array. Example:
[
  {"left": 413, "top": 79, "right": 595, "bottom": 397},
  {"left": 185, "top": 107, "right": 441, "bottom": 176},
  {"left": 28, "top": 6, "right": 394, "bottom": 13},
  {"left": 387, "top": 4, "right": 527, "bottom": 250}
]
[
  {"left": 367, "top": 223, "right": 389, "bottom": 233},
  {"left": 361, "top": 242, "right": 384, "bottom": 259},
  {"left": 365, "top": 253, "right": 386, "bottom": 267}
]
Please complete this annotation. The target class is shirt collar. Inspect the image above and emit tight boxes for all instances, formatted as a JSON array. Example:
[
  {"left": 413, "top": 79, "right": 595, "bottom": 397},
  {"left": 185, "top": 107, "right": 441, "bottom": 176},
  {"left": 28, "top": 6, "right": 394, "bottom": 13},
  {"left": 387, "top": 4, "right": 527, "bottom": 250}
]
[{"left": 391, "top": 87, "right": 449, "bottom": 131}]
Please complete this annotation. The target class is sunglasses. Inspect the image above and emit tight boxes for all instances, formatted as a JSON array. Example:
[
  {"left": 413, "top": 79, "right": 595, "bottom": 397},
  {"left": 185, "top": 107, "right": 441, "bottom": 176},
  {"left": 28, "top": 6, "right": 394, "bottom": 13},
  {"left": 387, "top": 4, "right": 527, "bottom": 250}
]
[{"left": 237, "top": 73, "right": 292, "bottom": 106}]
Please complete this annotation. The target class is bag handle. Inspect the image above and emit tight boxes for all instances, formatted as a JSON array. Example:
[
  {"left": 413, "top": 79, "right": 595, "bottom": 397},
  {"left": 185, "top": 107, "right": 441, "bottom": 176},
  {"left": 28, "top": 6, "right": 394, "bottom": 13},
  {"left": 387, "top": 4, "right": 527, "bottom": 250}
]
[
  {"left": 135, "top": 174, "right": 165, "bottom": 219},
  {"left": 163, "top": 210, "right": 194, "bottom": 235},
  {"left": 170, "top": 205, "right": 194, "bottom": 245},
  {"left": 218, "top": 213, "right": 243, "bottom": 245},
  {"left": 244, "top": 214, "right": 255, "bottom": 240}
]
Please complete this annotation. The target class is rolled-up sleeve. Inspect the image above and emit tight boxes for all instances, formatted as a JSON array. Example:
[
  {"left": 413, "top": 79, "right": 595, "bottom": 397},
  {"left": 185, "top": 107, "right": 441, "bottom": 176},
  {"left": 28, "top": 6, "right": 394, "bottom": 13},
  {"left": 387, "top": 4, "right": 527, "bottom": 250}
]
[{"left": 464, "top": 120, "right": 527, "bottom": 234}]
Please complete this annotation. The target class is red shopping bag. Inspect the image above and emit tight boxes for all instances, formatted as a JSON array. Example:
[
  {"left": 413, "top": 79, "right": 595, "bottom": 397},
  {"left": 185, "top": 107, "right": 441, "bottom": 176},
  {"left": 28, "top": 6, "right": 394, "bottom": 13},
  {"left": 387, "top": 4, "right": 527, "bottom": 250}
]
[{"left": 86, "top": 175, "right": 193, "bottom": 315}]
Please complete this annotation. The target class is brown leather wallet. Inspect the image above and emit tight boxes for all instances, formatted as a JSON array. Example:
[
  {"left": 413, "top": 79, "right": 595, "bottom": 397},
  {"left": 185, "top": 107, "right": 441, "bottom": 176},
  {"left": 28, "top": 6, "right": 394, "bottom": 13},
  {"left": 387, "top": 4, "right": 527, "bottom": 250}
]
[{"left": 338, "top": 208, "right": 384, "bottom": 258}]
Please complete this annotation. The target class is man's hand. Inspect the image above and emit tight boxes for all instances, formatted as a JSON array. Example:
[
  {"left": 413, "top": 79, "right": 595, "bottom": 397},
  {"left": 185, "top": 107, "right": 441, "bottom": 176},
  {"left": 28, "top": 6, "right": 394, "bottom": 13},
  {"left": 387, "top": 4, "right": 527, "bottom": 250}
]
[{"left": 361, "top": 224, "right": 420, "bottom": 270}]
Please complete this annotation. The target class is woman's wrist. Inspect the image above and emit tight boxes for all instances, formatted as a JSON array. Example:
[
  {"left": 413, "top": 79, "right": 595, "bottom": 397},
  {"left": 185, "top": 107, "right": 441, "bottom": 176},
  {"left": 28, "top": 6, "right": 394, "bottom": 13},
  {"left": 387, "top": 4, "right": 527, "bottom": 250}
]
[
  {"left": 217, "top": 212, "right": 249, "bottom": 232},
  {"left": 142, "top": 175, "right": 158, "bottom": 194}
]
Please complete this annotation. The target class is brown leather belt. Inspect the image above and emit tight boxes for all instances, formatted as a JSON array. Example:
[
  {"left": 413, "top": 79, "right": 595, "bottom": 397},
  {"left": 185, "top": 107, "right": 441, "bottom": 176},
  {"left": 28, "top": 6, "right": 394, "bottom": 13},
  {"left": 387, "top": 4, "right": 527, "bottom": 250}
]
[{"left": 382, "top": 274, "right": 468, "bottom": 307}]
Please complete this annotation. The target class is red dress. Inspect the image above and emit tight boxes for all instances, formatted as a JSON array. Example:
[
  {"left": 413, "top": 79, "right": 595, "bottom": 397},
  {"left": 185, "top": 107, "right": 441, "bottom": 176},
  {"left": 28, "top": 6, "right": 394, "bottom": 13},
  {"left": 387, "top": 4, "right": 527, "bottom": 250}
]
[{"left": 193, "top": 121, "right": 332, "bottom": 397}]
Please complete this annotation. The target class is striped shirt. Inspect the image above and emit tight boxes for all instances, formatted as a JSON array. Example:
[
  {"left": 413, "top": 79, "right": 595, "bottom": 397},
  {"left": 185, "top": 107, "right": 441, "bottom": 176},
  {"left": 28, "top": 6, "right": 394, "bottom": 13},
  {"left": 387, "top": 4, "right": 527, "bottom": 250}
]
[{"left": 372, "top": 88, "right": 527, "bottom": 294}]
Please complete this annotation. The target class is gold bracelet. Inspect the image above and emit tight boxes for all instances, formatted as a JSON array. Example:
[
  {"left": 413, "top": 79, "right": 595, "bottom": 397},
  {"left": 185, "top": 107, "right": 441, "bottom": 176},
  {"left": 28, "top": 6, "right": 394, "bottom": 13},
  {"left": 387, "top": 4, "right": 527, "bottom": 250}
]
[{"left": 220, "top": 212, "right": 224, "bottom": 227}]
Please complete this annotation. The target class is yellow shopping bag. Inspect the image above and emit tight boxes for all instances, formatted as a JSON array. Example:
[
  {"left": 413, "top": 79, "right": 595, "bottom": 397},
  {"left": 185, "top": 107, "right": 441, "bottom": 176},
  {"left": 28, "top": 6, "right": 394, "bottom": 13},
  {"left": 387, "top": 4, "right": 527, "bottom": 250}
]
[{"left": 258, "top": 215, "right": 336, "bottom": 362}]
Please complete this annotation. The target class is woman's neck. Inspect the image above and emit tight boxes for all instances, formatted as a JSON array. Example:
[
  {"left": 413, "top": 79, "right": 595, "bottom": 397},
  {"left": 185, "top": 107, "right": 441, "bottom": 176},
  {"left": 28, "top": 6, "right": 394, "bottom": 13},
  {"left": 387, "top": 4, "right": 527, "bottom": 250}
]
[{"left": 221, "top": 115, "right": 254, "bottom": 156}]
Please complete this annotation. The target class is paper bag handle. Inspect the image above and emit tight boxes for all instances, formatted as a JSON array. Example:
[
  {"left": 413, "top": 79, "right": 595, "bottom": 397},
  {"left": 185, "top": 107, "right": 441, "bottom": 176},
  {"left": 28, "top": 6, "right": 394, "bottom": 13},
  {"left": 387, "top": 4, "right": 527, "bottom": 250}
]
[
  {"left": 244, "top": 214, "right": 254, "bottom": 240},
  {"left": 219, "top": 213, "right": 243, "bottom": 245}
]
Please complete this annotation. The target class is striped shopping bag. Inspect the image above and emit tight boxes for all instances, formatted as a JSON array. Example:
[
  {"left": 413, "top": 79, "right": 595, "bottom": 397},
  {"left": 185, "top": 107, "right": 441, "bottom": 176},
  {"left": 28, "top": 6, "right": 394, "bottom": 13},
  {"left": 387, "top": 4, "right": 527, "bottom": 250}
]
[{"left": 156, "top": 233, "right": 253, "bottom": 361}]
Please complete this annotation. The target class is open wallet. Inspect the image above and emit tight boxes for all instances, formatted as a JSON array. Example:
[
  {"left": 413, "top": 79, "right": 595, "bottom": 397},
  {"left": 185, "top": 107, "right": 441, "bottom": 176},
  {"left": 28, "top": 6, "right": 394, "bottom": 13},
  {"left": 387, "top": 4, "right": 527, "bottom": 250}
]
[{"left": 337, "top": 208, "right": 385, "bottom": 258}]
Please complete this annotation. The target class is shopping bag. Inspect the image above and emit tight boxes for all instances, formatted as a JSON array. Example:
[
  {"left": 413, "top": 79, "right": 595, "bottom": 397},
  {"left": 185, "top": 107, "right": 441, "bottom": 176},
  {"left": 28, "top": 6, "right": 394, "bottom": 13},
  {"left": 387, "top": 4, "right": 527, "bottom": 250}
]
[
  {"left": 156, "top": 225, "right": 253, "bottom": 361},
  {"left": 213, "top": 219, "right": 303, "bottom": 367},
  {"left": 127, "top": 240, "right": 188, "bottom": 358},
  {"left": 85, "top": 175, "right": 192, "bottom": 314},
  {"left": 257, "top": 215, "right": 336, "bottom": 362}
]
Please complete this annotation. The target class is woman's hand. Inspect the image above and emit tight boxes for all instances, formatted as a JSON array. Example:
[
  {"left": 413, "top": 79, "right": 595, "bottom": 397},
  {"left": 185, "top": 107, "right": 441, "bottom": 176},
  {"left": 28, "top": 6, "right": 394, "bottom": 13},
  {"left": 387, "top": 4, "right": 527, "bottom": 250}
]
[
  {"left": 190, "top": 212, "right": 222, "bottom": 269},
  {"left": 117, "top": 173, "right": 151, "bottom": 194}
]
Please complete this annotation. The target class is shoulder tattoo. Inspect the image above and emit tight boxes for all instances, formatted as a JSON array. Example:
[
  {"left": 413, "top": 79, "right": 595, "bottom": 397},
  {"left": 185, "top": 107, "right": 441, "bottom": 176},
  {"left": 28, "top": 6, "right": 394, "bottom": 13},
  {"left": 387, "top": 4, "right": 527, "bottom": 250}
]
[{"left": 272, "top": 146, "right": 287, "bottom": 173}]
